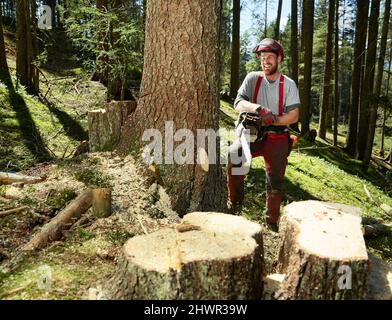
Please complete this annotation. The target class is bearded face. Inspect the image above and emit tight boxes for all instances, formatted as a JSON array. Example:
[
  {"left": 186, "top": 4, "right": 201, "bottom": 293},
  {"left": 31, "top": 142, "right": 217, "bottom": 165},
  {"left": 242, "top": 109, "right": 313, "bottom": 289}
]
[{"left": 259, "top": 52, "right": 279, "bottom": 75}]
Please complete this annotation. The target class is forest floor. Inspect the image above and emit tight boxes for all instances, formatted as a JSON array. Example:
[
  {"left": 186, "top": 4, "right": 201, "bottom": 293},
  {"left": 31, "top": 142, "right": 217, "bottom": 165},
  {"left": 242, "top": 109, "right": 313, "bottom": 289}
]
[{"left": 1, "top": 29, "right": 392, "bottom": 299}]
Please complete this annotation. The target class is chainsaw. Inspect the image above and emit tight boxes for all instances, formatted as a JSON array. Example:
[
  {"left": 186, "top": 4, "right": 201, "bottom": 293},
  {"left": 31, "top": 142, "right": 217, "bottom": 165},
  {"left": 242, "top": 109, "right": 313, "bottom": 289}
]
[{"left": 234, "top": 112, "right": 262, "bottom": 171}]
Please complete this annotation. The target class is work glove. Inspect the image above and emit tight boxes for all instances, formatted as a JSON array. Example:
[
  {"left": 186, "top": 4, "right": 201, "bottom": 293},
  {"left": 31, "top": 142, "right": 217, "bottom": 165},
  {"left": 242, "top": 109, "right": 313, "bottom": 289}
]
[{"left": 256, "top": 106, "right": 277, "bottom": 126}]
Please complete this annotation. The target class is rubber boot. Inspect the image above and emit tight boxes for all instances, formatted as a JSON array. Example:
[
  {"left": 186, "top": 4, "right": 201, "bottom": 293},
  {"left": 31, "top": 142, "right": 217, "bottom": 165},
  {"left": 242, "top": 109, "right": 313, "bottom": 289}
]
[{"left": 265, "top": 192, "right": 282, "bottom": 225}]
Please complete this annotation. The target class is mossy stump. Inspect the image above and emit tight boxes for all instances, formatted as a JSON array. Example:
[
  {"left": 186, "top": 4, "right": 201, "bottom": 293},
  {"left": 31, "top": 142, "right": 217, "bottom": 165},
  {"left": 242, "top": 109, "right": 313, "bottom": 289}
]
[
  {"left": 276, "top": 201, "right": 370, "bottom": 300},
  {"left": 103, "top": 212, "right": 265, "bottom": 299}
]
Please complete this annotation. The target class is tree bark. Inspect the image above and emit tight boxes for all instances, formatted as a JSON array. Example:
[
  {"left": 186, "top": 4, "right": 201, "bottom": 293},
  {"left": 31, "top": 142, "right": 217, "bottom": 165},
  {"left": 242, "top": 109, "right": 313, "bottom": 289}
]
[
  {"left": 289, "top": 0, "right": 300, "bottom": 132},
  {"left": 380, "top": 47, "right": 392, "bottom": 156},
  {"left": 345, "top": 0, "right": 369, "bottom": 156},
  {"left": 16, "top": 0, "right": 38, "bottom": 94},
  {"left": 299, "top": 0, "right": 314, "bottom": 135},
  {"left": 103, "top": 212, "right": 264, "bottom": 299},
  {"left": 276, "top": 201, "right": 369, "bottom": 300},
  {"left": 274, "top": 0, "right": 282, "bottom": 40},
  {"left": 357, "top": 0, "right": 380, "bottom": 162},
  {"left": 0, "top": 3, "right": 8, "bottom": 72},
  {"left": 88, "top": 100, "right": 137, "bottom": 152},
  {"left": 229, "top": 0, "right": 240, "bottom": 99},
  {"left": 117, "top": 0, "right": 226, "bottom": 215},
  {"left": 318, "top": 0, "right": 335, "bottom": 139},
  {"left": 363, "top": 0, "right": 390, "bottom": 169},
  {"left": 333, "top": 0, "right": 339, "bottom": 146}
]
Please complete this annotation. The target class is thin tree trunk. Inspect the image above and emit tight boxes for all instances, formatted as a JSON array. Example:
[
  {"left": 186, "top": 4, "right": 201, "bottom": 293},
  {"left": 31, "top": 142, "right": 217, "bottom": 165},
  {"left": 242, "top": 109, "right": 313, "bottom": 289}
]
[
  {"left": 363, "top": 0, "right": 390, "bottom": 168},
  {"left": 333, "top": 0, "right": 339, "bottom": 146},
  {"left": 0, "top": 3, "right": 8, "bottom": 72},
  {"left": 229, "top": 0, "right": 240, "bottom": 99},
  {"left": 16, "top": 0, "right": 38, "bottom": 94},
  {"left": 264, "top": 0, "right": 268, "bottom": 38},
  {"left": 300, "top": 0, "right": 314, "bottom": 135},
  {"left": 117, "top": 0, "right": 226, "bottom": 215},
  {"left": 357, "top": 0, "right": 380, "bottom": 164},
  {"left": 318, "top": 0, "right": 336, "bottom": 140},
  {"left": 274, "top": 0, "right": 282, "bottom": 40},
  {"left": 289, "top": 0, "right": 299, "bottom": 132},
  {"left": 345, "top": 0, "right": 369, "bottom": 156},
  {"left": 30, "top": 0, "right": 39, "bottom": 93},
  {"left": 380, "top": 47, "right": 392, "bottom": 156}
]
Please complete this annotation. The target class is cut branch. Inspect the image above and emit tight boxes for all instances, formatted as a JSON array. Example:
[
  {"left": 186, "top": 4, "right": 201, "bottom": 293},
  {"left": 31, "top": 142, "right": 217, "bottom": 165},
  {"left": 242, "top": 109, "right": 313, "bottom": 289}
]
[
  {"left": 0, "top": 172, "right": 43, "bottom": 185},
  {"left": 22, "top": 189, "right": 93, "bottom": 251},
  {"left": 0, "top": 206, "right": 29, "bottom": 218}
]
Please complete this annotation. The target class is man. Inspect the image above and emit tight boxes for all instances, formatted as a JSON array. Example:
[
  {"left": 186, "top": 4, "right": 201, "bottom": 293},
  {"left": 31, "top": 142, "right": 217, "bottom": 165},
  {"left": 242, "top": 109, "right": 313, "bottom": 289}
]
[{"left": 227, "top": 38, "right": 300, "bottom": 232}]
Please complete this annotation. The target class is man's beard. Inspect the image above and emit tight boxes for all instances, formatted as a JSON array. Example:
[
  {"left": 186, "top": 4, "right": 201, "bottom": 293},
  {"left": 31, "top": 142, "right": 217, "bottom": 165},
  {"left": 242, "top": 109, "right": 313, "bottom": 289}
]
[{"left": 262, "top": 62, "right": 278, "bottom": 75}]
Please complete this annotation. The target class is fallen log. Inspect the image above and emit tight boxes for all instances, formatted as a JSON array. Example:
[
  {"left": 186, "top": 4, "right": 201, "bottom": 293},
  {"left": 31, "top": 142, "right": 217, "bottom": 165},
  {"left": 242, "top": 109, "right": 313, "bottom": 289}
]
[
  {"left": 276, "top": 201, "right": 369, "bottom": 300},
  {"left": 0, "top": 172, "right": 43, "bottom": 185},
  {"left": 102, "top": 212, "right": 265, "bottom": 299},
  {"left": 0, "top": 206, "right": 29, "bottom": 218},
  {"left": 22, "top": 189, "right": 93, "bottom": 251},
  {"left": 88, "top": 100, "right": 137, "bottom": 152}
]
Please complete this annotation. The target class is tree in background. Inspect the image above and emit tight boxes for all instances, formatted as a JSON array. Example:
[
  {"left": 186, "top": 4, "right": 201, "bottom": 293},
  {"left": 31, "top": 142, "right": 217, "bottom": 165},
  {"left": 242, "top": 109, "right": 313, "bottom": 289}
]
[
  {"left": 363, "top": 0, "right": 390, "bottom": 169},
  {"left": 345, "top": 0, "right": 369, "bottom": 156},
  {"left": 117, "top": 0, "right": 226, "bottom": 215},
  {"left": 0, "top": 2, "right": 8, "bottom": 73},
  {"left": 64, "top": 0, "right": 144, "bottom": 101},
  {"left": 318, "top": 0, "right": 335, "bottom": 139},
  {"left": 299, "top": 0, "right": 314, "bottom": 135},
  {"left": 357, "top": 0, "right": 380, "bottom": 163},
  {"left": 229, "top": 0, "right": 240, "bottom": 99},
  {"left": 16, "top": 0, "right": 39, "bottom": 95},
  {"left": 288, "top": 0, "right": 299, "bottom": 132},
  {"left": 274, "top": 0, "right": 282, "bottom": 40},
  {"left": 333, "top": 0, "right": 340, "bottom": 146}
]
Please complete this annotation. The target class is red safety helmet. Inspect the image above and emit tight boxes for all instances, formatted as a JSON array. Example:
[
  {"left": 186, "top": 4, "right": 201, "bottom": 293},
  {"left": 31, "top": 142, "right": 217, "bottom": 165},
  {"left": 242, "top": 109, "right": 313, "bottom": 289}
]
[{"left": 253, "top": 38, "right": 284, "bottom": 61}]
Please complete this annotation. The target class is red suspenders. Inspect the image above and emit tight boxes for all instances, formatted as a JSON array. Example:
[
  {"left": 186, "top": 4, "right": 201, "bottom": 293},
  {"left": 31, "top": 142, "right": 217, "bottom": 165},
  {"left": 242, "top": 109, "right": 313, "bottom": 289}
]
[{"left": 253, "top": 74, "right": 284, "bottom": 116}]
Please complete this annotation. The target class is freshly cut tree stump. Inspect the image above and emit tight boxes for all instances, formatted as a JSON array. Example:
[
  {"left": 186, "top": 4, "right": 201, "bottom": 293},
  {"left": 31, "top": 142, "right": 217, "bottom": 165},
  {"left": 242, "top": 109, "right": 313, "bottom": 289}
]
[
  {"left": 88, "top": 100, "right": 136, "bottom": 152},
  {"left": 103, "top": 212, "right": 265, "bottom": 299},
  {"left": 276, "top": 201, "right": 370, "bottom": 300},
  {"left": 92, "top": 188, "right": 112, "bottom": 218}
]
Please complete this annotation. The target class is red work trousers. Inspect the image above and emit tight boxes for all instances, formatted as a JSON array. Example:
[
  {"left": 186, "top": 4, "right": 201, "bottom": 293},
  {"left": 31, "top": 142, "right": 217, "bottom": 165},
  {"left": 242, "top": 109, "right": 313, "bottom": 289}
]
[{"left": 227, "top": 132, "right": 290, "bottom": 224}]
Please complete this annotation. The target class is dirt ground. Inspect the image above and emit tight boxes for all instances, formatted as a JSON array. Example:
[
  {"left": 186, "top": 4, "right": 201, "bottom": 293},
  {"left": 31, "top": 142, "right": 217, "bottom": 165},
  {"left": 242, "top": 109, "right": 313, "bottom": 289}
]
[{"left": 0, "top": 152, "right": 281, "bottom": 299}]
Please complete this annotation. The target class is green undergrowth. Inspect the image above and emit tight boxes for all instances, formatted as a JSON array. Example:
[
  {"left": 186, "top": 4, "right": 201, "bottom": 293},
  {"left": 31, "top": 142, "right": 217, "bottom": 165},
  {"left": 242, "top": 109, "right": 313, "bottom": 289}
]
[
  {"left": 0, "top": 54, "right": 105, "bottom": 172},
  {"left": 0, "top": 235, "right": 115, "bottom": 300}
]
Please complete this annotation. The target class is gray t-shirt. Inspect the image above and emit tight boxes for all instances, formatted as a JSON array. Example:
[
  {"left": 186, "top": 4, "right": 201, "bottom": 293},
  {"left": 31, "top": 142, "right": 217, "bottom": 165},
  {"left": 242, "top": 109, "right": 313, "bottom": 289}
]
[{"left": 234, "top": 71, "right": 301, "bottom": 115}]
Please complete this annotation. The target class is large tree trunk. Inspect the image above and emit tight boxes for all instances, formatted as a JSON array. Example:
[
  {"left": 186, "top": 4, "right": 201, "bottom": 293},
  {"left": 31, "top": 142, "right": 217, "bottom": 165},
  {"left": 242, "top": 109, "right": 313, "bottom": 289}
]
[
  {"left": 102, "top": 212, "right": 265, "bottom": 299},
  {"left": 276, "top": 201, "right": 369, "bottom": 300},
  {"left": 229, "top": 0, "right": 240, "bottom": 99},
  {"left": 357, "top": 0, "right": 380, "bottom": 162},
  {"left": 117, "top": 0, "right": 226, "bottom": 215},
  {"left": 274, "top": 0, "right": 282, "bottom": 40},
  {"left": 363, "top": 0, "right": 389, "bottom": 169},
  {"left": 318, "top": 0, "right": 335, "bottom": 139},
  {"left": 333, "top": 0, "right": 339, "bottom": 146},
  {"left": 345, "top": 0, "right": 369, "bottom": 156},
  {"left": 0, "top": 3, "right": 8, "bottom": 72},
  {"left": 299, "top": 0, "right": 314, "bottom": 135}
]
